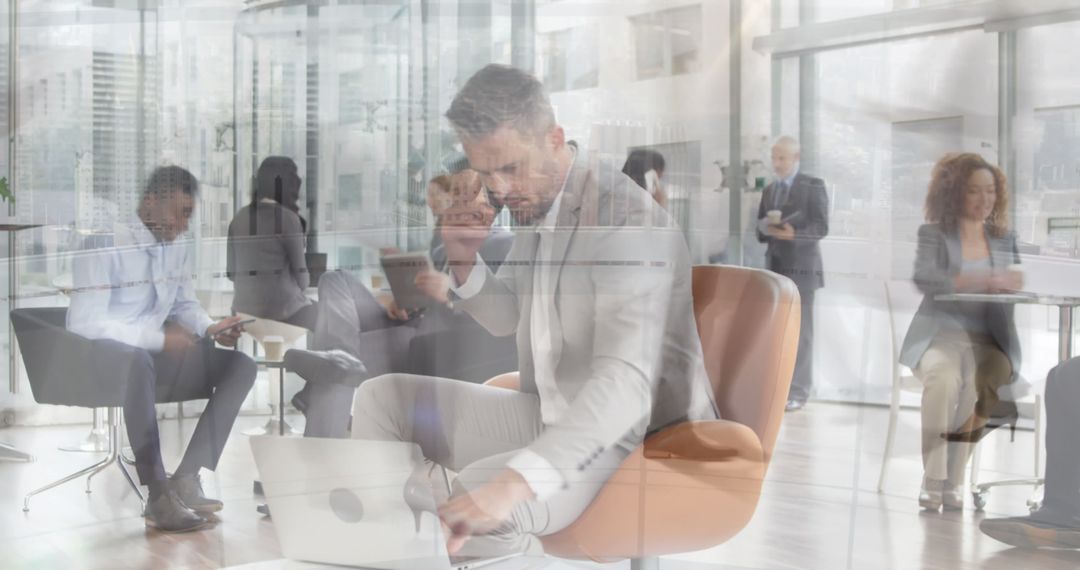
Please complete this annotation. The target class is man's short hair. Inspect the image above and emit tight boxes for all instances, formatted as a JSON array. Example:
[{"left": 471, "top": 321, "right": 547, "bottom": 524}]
[
  {"left": 773, "top": 136, "right": 801, "bottom": 154},
  {"left": 446, "top": 64, "right": 555, "bottom": 140},
  {"left": 143, "top": 165, "right": 199, "bottom": 199}
]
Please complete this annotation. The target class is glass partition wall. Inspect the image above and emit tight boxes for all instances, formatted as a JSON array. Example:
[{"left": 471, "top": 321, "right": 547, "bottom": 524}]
[
  {"left": 3, "top": 0, "right": 1075, "bottom": 417},
  {"left": 234, "top": 0, "right": 412, "bottom": 286},
  {"left": 770, "top": 2, "right": 1080, "bottom": 404},
  {"left": 1, "top": 1, "right": 165, "bottom": 423},
  {"left": 0, "top": 0, "right": 526, "bottom": 425},
  {"left": 233, "top": 0, "right": 522, "bottom": 285}
]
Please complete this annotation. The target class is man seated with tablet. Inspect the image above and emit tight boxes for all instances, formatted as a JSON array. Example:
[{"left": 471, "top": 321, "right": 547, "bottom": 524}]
[{"left": 285, "top": 170, "right": 514, "bottom": 438}]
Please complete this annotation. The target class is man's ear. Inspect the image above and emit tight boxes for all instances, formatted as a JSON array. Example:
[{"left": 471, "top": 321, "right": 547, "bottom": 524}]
[{"left": 546, "top": 126, "right": 566, "bottom": 151}]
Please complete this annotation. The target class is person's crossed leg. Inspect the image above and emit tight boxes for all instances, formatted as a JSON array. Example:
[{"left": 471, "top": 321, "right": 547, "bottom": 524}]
[{"left": 350, "top": 373, "right": 629, "bottom": 558}]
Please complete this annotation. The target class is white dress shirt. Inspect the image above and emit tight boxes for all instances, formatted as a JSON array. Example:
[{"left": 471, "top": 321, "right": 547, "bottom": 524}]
[
  {"left": 67, "top": 218, "right": 214, "bottom": 352},
  {"left": 527, "top": 188, "right": 570, "bottom": 424},
  {"left": 451, "top": 150, "right": 578, "bottom": 500}
]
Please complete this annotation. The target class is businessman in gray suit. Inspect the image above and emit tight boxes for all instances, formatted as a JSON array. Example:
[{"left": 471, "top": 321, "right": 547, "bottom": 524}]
[
  {"left": 756, "top": 136, "right": 829, "bottom": 411},
  {"left": 350, "top": 64, "right": 717, "bottom": 558}
]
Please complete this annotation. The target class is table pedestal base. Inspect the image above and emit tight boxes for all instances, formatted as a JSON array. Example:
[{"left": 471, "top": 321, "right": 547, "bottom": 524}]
[{"left": 244, "top": 416, "right": 301, "bottom": 437}]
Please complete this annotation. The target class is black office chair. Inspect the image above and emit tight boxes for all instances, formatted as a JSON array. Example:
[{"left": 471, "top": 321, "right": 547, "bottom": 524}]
[{"left": 11, "top": 308, "right": 212, "bottom": 512}]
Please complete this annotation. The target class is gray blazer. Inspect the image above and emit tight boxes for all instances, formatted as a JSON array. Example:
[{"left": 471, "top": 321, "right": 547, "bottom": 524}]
[
  {"left": 455, "top": 147, "right": 719, "bottom": 481},
  {"left": 755, "top": 173, "right": 830, "bottom": 291},
  {"left": 226, "top": 202, "right": 312, "bottom": 322},
  {"left": 899, "top": 223, "right": 1021, "bottom": 379}
]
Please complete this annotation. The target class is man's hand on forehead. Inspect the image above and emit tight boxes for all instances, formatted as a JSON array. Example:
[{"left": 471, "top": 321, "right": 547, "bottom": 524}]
[
  {"left": 442, "top": 171, "right": 494, "bottom": 224},
  {"left": 449, "top": 170, "right": 484, "bottom": 205}
]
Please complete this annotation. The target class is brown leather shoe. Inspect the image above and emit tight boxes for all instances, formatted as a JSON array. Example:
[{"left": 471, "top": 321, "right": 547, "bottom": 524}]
[
  {"left": 283, "top": 349, "right": 367, "bottom": 387},
  {"left": 144, "top": 489, "right": 211, "bottom": 533},
  {"left": 171, "top": 474, "right": 223, "bottom": 514},
  {"left": 980, "top": 516, "right": 1080, "bottom": 549}
]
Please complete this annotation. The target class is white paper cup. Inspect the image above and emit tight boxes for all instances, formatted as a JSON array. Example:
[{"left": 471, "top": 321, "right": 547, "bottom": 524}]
[
  {"left": 766, "top": 210, "right": 783, "bottom": 225},
  {"left": 262, "top": 336, "right": 285, "bottom": 362}
]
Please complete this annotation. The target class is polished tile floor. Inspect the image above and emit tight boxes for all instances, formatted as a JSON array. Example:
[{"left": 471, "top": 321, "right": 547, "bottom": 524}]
[{"left": 1, "top": 402, "right": 1078, "bottom": 569}]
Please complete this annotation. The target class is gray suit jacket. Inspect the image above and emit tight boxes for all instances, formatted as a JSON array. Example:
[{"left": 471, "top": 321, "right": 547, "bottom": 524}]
[
  {"left": 456, "top": 148, "right": 718, "bottom": 480},
  {"left": 899, "top": 223, "right": 1021, "bottom": 378},
  {"left": 756, "top": 173, "right": 829, "bottom": 291},
  {"left": 226, "top": 202, "right": 312, "bottom": 321}
]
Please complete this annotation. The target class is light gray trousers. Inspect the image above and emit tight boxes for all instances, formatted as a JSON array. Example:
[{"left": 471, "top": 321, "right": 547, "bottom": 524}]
[
  {"left": 351, "top": 373, "right": 630, "bottom": 557},
  {"left": 916, "top": 330, "right": 1011, "bottom": 483},
  {"left": 303, "top": 271, "right": 415, "bottom": 438}
]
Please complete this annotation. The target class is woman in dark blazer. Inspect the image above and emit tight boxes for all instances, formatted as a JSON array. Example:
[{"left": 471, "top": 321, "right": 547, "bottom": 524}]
[
  {"left": 899, "top": 153, "right": 1023, "bottom": 512},
  {"left": 226, "top": 156, "right": 317, "bottom": 329}
]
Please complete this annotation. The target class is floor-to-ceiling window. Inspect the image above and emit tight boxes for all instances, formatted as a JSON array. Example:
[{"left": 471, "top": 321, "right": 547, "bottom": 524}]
[
  {"left": 1015, "top": 20, "right": 1080, "bottom": 259},
  {"left": 767, "top": 1, "right": 1080, "bottom": 404},
  {"left": 0, "top": 0, "right": 533, "bottom": 426}
]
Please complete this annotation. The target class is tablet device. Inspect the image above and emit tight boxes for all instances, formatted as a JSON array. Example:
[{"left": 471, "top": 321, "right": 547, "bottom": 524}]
[{"left": 379, "top": 252, "right": 436, "bottom": 311}]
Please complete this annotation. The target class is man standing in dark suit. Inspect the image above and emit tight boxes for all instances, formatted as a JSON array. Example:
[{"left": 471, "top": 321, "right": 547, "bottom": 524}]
[{"left": 756, "top": 136, "right": 829, "bottom": 411}]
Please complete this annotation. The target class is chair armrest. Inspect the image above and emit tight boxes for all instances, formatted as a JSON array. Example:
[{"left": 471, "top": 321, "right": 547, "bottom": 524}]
[
  {"left": 643, "top": 420, "right": 763, "bottom": 463},
  {"left": 483, "top": 371, "right": 521, "bottom": 391}
]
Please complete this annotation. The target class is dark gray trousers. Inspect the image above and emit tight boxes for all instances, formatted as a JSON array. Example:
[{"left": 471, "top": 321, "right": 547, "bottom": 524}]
[
  {"left": 106, "top": 339, "right": 256, "bottom": 484},
  {"left": 789, "top": 288, "right": 815, "bottom": 403},
  {"left": 1036, "top": 358, "right": 1080, "bottom": 526}
]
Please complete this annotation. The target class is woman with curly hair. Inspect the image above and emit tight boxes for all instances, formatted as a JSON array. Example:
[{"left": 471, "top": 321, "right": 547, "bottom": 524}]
[{"left": 899, "top": 152, "right": 1023, "bottom": 511}]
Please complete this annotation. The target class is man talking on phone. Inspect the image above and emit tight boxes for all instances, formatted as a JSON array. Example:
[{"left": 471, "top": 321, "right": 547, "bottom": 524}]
[
  {"left": 350, "top": 65, "right": 716, "bottom": 559},
  {"left": 68, "top": 166, "right": 257, "bottom": 533}
]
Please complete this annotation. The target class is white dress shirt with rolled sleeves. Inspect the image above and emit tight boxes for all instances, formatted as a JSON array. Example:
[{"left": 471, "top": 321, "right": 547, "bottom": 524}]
[{"left": 67, "top": 219, "right": 214, "bottom": 353}]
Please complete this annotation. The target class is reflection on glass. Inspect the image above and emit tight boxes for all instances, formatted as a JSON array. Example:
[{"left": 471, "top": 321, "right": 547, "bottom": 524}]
[
  {"left": 631, "top": 5, "right": 702, "bottom": 81},
  {"left": 539, "top": 26, "right": 598, "bottom": 92}
]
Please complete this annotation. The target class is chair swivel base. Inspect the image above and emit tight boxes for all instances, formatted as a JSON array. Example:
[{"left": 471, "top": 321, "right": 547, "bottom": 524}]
[
  {"left": 630, "top": 557, "right": 660, "bottom": 570},
  {"left": 1, "top": 442, "right": 34, "bottom": 462},
  {"left": 970, "top": 477, "right": 1044, "bottom": 512},
  {"left": 24, "top": 445, "right": 144, "bottom": 512},
  {"left": 23, "top": 408, "right": 144, "bottom": 513}
]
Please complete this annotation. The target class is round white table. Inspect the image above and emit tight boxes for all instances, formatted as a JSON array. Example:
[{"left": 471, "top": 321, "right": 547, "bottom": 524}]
[{"left": 936, "top": 292, "right": 1080, "bottom": 361}]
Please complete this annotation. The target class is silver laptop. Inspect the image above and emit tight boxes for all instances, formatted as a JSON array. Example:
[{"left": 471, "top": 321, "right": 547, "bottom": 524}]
[{"left": 250, "top": 436, "right": 516, "bottom": 570}]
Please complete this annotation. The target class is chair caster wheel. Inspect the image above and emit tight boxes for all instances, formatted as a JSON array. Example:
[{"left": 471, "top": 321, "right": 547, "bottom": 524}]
[
  {"left": 1028, "top": 500, "right": 1042, "bottom": 513},
  {"left": 973, "top": 493, "right": 987, "bottom": 511}
]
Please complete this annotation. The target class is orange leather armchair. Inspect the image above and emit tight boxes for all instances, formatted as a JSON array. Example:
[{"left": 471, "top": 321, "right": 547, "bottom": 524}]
[{"left": 484, "top": 265, "right": 800, "bottom": 568}]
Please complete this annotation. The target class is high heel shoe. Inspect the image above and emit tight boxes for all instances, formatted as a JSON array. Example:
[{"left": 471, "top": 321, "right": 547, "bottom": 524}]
[
  {"left": 402, "top": 467, "right": 437, "bottom": 533},
  {"left": 919, "top": 478, "right": 944, "bottom": 511},
  {"left": 942, "top": 484, "right": 964, "bottom": 511},
  {"left": 942, "top": 411, "right": 1019, "bottom": 443}
]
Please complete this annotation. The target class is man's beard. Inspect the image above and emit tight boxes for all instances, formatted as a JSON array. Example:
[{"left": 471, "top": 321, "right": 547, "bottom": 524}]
[
  {"left": 502, "top": 159, "right": 563, "bottom": 227},
  {"left": 508, "top": 194, "right": 557, "bottom": 227}
]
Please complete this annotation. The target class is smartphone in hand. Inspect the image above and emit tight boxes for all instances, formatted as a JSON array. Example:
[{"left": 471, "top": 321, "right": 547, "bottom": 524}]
[{"left": 204, "top": 318, "right": 255, "bottom": 343}]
